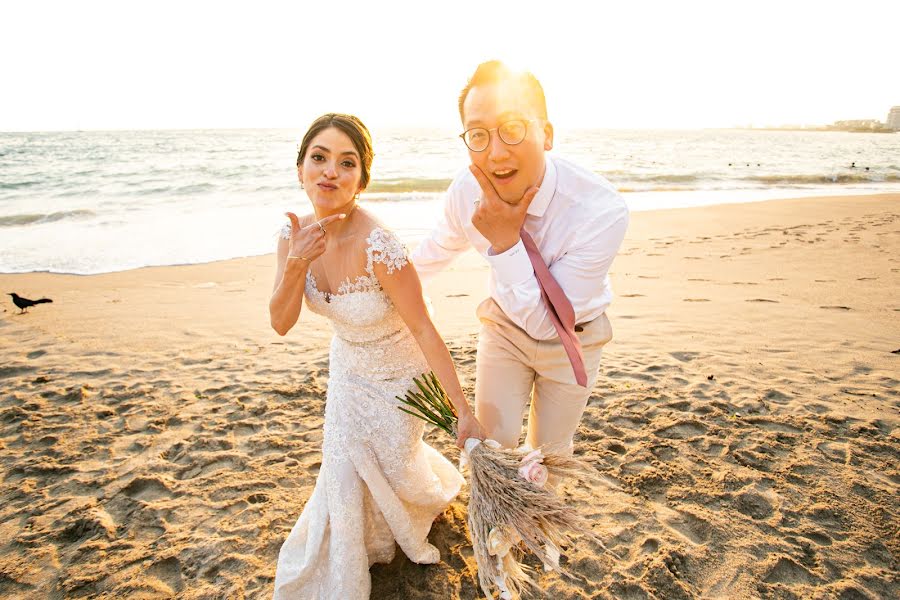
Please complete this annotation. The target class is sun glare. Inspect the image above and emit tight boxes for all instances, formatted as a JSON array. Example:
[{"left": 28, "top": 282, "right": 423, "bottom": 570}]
[{"left": 0, "top": 0, "right": 897, "bottom": 131}]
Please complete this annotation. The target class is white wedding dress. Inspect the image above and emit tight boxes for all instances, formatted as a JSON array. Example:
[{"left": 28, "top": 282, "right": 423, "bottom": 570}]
[{"left": 273, "top": 225, "right": 465, "bottom": 600}]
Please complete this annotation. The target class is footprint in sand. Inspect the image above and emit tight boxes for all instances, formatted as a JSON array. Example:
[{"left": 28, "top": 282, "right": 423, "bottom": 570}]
[
  {"left": 763, "top": 556, "right": 821, "bottom": 586},
  {"left": 670, "top": 351, "right": 700, "bottom": 362},
  {"left": 683, "top": 298, "right": 710, "bottom": 302},
  {"left": 798, "top": 530, "right": 832, "bottom": 546},
  {"left": 608, "top": 582, "right": 651, "bottom": 599},
  {"left": 650, "top": 445, "right": 678, "bottom": 461},
  {"left": 701, "top": 442, "right": 726, "bottom": 457},
  {"left": 0, "top": 365, "right": 37, "bottom": 379},
  {"left": 665, "top": 399, "right": 694, "bottom": 411},
  {"left": 232, "top": 423, "right": 260, "bottom": 437},
  {"left": 621, "top": 293, "right": 645, "bottom": 298},
  {"left": 744, "top": 417, "right": 802, "bottom": 434},
  {"left": 177, "top": 457, "right": 244, "bottom": 480},
  {"left": 621, "top": 459, "right": 652, "bottom": 474},
  {"left": 746, "top": 299, "right": 779, "bottom": 303},
  {"left": 663, "top": 510, "right": 713, "bottom": 545},
  {"left": 764, "top": 389, "right": 792, "bottom": 402},
  {"left": 607, "top": 442, "right": 628, "bottom": 455},
  {"left": 58, "top": 507, "right": 118, "bottom": 544},
  {"left": 734, "top": 491, "right": 775, "bottom": 520},
  {"left": 640, "top": 538, "right": 660, "bottom": 555},
  {"left": 655, "top": 420, "right": 707, "bottom": 440},
  {"left": 145, "top": 557, "right": 185, "bottom": 594},
  {"left": 805, "top": 503, "right": 847, "bottom": 533},
  {"left": 122, "top": 477, "right": 174, "bottom": 502},
  {"left": 820, "top": 305, "right": 851, "bottom": 311},
  {"left": 817, "top": 441, "right": 847, "bottom": 462},
  {"left": 610, "top": 511, "right": 639, "bottom": 525}
]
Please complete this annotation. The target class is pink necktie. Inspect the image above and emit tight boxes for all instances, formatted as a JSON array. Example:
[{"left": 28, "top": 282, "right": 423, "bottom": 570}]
[{"left": 519, "top": 229, "right": 588, "bottom": 387}]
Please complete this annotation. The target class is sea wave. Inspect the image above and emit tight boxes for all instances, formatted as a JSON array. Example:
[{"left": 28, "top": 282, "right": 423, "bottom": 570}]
[
  {"left": 366, "top": 178, "right": 452, "bottom": 193},
  {"left": 362, "top": 172, "right": 900, "bottom": 194},
  {"left": 743, "top": 173, "right": 900, "bottom": 185},
  {"left": 0, "top": 209, "right": 97, "bottom": 227},
  {"left": 134, "top": 182, "right": 217, "bottom": 196},
  {"left": 617, "top": 186, "right": 695, "bottom": 193},
  {"left": 634, "top": 174, "right": 705, "bottom": 183},
  {"left": 0, "top": 179, "right": 45, "bottom": 190}
]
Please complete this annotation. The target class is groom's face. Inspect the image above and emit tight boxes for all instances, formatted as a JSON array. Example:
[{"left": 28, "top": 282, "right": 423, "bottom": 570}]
[{"left": 461, "top": 79, "right": 553, "bottom": 204}]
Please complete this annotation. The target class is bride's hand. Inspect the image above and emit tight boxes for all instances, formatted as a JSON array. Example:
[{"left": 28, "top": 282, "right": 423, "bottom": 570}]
[
  {"left": 456, "top": 411, "right": 486, "bottom": 449},
  {"left": 284, "top": 211, "right": 346, "bottom": 263}
]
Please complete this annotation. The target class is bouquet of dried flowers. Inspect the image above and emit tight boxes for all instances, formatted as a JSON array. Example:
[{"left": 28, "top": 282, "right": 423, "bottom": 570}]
[{"left": 398, "top": 372, "right": 602, "bottom": 599}]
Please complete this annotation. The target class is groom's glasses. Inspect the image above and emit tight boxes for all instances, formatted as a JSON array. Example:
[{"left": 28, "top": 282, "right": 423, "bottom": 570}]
[{"left": 459, "top": 119, "right": 538, "bottom": 152}]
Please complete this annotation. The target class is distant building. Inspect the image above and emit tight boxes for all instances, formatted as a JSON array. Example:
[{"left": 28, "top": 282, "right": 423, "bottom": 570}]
[
  {"left": 888, "top": 106, "right": 900, "bottom": 131},
  {"left": 831, "top": 119, "right": 886, "bottom": 131}
]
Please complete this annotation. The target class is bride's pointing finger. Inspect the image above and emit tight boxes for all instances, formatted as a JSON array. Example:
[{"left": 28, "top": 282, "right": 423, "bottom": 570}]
[
  {"left": 317, "top": 213, "right": 347, "bottom": 230},
  {"left": 285, "top": 212, "right": 301, "bottom": 238}
]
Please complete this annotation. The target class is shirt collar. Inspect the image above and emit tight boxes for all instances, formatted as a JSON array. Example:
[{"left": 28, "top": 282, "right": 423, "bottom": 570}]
[
  {"left": 473, "top": 155, "right": 556, "bottom": 218},
  {"left": 526, "top": 156, "right": 555, "bottom": 218}
]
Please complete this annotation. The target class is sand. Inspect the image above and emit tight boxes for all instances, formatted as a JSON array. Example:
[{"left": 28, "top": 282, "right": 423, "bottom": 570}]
[{"left": 1, "top": 193, "right": 898, "bottom": 599}]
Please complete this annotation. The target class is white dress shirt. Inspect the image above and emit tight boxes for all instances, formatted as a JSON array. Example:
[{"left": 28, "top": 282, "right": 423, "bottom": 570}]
[{"left": 411, "top": 155, "right": 630, "bottom": 341}]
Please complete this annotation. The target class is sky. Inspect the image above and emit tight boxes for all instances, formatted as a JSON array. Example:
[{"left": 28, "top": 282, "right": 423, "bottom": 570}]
[{"left": 2, "top": 0, "right": 898, "bottom": 132}]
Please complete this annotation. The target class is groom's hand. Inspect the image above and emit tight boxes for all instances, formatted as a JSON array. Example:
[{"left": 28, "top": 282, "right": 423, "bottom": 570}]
[
  {"left": 469, "top": 165, "right": 539, "bottom": 255},
  {"left": 456, "top": 411, "right": 486, "bottom": 449}
]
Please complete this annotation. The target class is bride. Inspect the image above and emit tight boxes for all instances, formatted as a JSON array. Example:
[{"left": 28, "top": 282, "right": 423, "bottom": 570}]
[{"left": 269, "top": 113, "right": 485, "bottom": 599}]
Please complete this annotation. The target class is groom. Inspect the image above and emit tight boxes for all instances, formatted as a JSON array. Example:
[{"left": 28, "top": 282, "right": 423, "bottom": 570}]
[{"left": 412, "top": 60, "right": 629, "bottom": 455}]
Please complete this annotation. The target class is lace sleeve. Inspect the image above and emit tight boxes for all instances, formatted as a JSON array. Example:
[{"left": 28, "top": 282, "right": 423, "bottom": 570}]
[
  {"left": 365, "top": 228, "right": 409, "bottom": 275},
  {"left": 279, "top": 223, "right": 291, "bottom": 240}
]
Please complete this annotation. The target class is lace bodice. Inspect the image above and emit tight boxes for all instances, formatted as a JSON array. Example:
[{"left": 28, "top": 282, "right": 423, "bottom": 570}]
[{"left": 281, "top": 225, "right": 427, "bottom": 380}]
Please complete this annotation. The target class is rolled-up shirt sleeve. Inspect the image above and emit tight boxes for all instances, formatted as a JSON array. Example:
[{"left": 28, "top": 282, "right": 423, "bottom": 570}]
[{"left": 488, "top": 201, "right": 629, "bottom": 340}]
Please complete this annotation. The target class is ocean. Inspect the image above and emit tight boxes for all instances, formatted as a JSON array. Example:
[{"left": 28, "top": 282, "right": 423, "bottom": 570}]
[{"left": 1, "top": 128, "right": 898, "bottom": 274}]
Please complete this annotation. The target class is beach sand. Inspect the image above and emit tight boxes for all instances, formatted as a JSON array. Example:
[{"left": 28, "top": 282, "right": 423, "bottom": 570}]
[{"left": 1, "top": 193, "right": 898, "bottom": 599}]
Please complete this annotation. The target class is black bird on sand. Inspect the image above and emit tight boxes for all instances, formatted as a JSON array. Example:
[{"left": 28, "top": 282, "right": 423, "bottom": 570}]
[{"left": 7, "top": 293, "right": 53, "bottom": 314}]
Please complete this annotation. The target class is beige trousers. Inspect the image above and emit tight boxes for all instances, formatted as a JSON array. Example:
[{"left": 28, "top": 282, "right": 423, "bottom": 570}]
[{"left": 473, "top": 298, "right": 613, "bottom": 454}]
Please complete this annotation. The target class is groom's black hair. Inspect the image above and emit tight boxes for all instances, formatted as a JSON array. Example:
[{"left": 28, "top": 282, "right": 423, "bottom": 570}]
[{"left": 458, "top": 60, "right": 548, "bottom": 123}]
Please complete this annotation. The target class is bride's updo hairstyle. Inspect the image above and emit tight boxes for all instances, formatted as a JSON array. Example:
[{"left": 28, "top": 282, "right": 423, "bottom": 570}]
[{"left": 296, "top": 113, "right": 375, "bottom": 192}]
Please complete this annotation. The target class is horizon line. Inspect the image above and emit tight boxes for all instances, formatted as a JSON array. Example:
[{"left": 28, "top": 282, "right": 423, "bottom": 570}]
[{"left": 1, "top": 123, "right": 891, "bottom": 135}]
